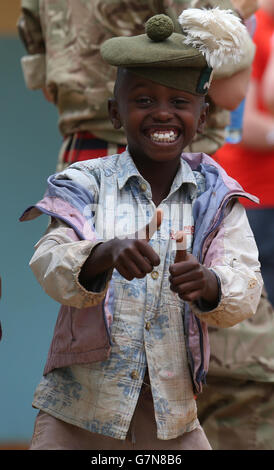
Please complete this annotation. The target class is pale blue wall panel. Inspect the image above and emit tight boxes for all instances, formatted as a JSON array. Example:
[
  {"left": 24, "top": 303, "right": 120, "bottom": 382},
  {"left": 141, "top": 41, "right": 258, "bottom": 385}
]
[{"left": 0, "top": 37, "right": 62, "bottom": 443}]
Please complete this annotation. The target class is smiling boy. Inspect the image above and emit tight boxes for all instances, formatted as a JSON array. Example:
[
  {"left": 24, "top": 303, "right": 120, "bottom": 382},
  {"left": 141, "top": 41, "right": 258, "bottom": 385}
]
[
  {"left": 109, "top": 67, "right": 208, "bottom": 206},
  {"left": 21, "top": 11, "right": 262, "bottom": 450},
  {"left": 78, "top": 67, "right": 218, "bottom": 308}
]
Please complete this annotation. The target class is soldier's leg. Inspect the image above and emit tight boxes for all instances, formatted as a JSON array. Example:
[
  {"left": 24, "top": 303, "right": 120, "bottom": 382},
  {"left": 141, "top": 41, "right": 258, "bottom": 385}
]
[
  {"left": 197, "top": 377, "right": 274, "bottom": 450},
  {"left": 197, "top": 290, "right": 274, "bottom": 450}
]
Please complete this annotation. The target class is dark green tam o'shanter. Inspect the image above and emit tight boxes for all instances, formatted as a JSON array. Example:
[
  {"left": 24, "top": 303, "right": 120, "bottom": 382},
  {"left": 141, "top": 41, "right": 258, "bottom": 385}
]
[
  {"left": 101, "top": 8, "right": 253, "bottom": 96},
  {"left": 101, "top": 14, "right": 212, "bottom": 96}
]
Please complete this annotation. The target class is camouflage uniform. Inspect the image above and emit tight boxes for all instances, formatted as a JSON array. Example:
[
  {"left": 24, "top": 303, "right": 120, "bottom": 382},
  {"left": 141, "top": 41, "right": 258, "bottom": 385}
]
[
  {"left": 18, "top": 0, "right": 274, "bottom": 450},
  {"left": 197, "top": 288, "right": 274, "bottom": 449},
  {"left": 19, "top": 0, "right": 173, "bottom": 146}
]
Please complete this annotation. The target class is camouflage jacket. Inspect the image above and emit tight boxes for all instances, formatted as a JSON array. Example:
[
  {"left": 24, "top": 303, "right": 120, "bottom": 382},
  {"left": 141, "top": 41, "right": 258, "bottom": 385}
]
[{"left": 18, "top": 0, "right": 244, "bottom": 151}]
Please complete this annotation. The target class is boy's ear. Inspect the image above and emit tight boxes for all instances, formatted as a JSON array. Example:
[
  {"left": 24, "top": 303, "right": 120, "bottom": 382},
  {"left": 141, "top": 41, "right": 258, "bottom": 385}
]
[
  {"left": 108, "top": 98, "right": 122, "bottom": 129},
  {"left": 197, "top": 102, "right": 209, "bottom": 134}
]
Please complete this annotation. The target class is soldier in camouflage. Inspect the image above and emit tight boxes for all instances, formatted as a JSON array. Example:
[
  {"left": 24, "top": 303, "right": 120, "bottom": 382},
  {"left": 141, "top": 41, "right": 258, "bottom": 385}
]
[{"left": 18, "top": 0, "right": 274, "bottom": 450}]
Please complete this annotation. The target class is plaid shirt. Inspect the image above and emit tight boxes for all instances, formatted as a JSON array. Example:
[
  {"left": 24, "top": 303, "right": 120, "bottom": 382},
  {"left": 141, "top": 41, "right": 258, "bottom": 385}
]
[{"left": 31, "top": 151, "right": 205, "bottom": 440}]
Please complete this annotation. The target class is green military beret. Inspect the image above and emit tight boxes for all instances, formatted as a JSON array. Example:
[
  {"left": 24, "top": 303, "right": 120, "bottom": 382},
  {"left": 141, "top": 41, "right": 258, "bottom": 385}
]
[{"left": 101, "top": 14, "right": 212, "bottom": 96}]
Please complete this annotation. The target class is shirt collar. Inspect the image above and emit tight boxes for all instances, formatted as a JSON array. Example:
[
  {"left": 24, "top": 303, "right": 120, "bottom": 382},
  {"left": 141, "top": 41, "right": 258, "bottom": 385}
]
[
  {"left": 117, "top": 147, "right": 197, "bottom": 197},
  {"left": 170, "top": 155, "right": 197, "bottom": 199},
  {"left": 117, "top": 149, "right": 142, "bottom": 190}
]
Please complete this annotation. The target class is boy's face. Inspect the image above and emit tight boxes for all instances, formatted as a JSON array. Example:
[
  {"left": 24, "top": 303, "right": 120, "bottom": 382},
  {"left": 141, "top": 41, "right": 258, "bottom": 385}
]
[{"left": 109, "top": 68, "right": 208, "bottom": 164}]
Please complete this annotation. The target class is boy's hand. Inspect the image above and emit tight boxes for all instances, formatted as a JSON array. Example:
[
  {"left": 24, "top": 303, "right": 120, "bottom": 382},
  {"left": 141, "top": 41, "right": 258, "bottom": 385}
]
[
  {"left": 79, "top": 209, "right": 163, "bottom": 286},
  {"left": 110, "top": 208, "right": 163, "bottom": 281},
  {"left": 169, "top": 231, "right": 218, "bottom": 304}
]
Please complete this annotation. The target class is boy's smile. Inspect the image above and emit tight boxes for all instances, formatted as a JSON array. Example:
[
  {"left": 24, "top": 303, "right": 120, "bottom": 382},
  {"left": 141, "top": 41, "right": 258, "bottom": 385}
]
[
  {"left": 109, "top": 68, "right": 208, "bottom": 166},
  {"left": 143, "top": 126, "right": 180, "bottom": 144}
]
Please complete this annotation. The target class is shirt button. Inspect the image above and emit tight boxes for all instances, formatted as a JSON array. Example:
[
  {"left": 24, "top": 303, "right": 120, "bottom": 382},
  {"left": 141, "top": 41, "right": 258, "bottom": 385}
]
[
  {"left": 140, "top": 183, "right": 147, "bottom": 192},
  {"left": 248, "top": 279, "right": 257, "bottom": 289},
  {"left": 131, "top": 370, "right": 139, "bottom": 380},
  {"left": 145, "top": 321, "right": 151, "bottom": 331},
  {"left": 151, "top": 270, "right": 159, "bottom": 280}
]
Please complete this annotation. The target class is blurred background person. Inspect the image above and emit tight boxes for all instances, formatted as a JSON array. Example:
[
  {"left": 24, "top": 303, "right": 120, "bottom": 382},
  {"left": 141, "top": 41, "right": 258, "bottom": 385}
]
[{"left": 198, "top": 0, "right": 274, "bottom": 450}]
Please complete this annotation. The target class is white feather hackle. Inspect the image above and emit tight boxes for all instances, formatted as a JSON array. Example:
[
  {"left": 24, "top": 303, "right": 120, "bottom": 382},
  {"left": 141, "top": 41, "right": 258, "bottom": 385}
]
[{"left": 178, "top": 8, "right": 248, "bottom": 69}]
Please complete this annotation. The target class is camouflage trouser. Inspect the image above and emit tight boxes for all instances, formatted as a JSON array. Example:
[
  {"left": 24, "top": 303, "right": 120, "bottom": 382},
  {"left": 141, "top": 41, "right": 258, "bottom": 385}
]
[
  {"left": 197, "top": 290, "right": 274, "bottom": 450},
  {"left": 197, "top": 377, "right": 274, "bottom": 450}
]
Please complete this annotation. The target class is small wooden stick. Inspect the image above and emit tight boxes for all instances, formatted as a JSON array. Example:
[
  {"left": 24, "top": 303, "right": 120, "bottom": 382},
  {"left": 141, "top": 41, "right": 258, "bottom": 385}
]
[{"left": 172, "top": 230, "right": 187, "bottom": 263}]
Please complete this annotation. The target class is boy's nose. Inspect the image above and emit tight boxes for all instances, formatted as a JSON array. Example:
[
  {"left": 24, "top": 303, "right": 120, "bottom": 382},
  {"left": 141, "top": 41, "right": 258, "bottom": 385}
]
[{"left": 152, "top": 106, "right": 173, "bottom": 122}]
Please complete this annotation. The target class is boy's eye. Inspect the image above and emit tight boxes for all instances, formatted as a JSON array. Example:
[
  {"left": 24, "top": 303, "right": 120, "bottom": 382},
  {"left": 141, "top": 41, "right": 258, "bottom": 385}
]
[
  {"left": 135, "top": 96, "right": 153, "bottom": 106},
  {"left": 172, "top": 98, "right": 189, "bottom": 107}
]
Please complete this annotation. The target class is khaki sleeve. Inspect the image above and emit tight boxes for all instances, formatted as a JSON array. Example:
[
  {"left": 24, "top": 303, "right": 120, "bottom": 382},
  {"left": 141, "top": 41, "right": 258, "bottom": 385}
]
[
  {"left": 18, "top": 1, "right": 46, "bottom": 89},
  {"left": 29, "top": 219, "right": 112, "bottom": 309},
  {"left": 21, "top": 0, "right": 40, "bottom": 13}
]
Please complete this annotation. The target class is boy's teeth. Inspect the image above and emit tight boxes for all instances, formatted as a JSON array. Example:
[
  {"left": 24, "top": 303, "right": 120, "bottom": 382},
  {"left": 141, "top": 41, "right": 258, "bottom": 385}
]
[{"left": 150, "top": 130, "right": 177, "bottom": 142}]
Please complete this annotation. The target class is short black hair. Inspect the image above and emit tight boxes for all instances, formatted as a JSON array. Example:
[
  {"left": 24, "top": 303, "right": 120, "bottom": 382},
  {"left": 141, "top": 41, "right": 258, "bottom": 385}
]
[{"left": 113, "top": 67, "right": 127, "bottom": 99}]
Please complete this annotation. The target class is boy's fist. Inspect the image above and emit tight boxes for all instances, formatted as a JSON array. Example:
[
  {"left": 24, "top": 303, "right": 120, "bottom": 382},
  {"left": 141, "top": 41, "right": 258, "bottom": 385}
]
[
  {"left": 169, "top": 231, "right": 218, "bottom": 304},
  {"left": 110, "top": 208, "right": 163, "bottom": 281}
]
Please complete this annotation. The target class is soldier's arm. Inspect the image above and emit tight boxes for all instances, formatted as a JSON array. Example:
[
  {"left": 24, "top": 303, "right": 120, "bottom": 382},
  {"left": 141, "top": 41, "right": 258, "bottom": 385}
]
[
  {"left": 186, "top": 0, "right": 257, "bottom": 110},
  {"left": 17, "top": 0, "right": 46, "bottom": 91},
  {"left": 230, "top": 0, "right": 258, "bottom": 20},
  {"left": 190, "top": 0, "right": 258, "bottom": 19},
  {"left": 261, "top": 34, "right": 274, "bottom": 115},
  {"left": 242, "top": 80, "right": 274, "bottom": 150},
  {"left": 208, "top": 68, "right": 252, "bottom": 110}
]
